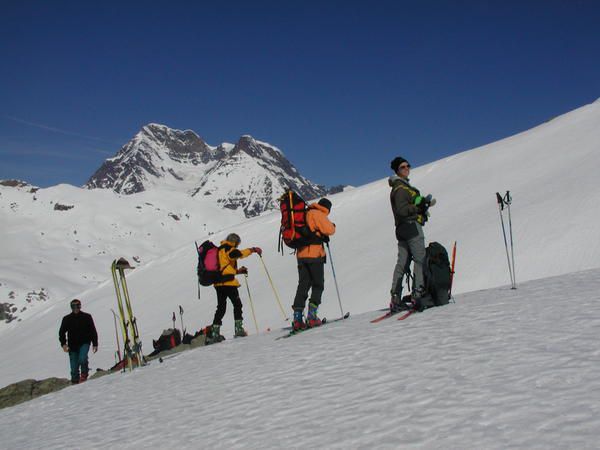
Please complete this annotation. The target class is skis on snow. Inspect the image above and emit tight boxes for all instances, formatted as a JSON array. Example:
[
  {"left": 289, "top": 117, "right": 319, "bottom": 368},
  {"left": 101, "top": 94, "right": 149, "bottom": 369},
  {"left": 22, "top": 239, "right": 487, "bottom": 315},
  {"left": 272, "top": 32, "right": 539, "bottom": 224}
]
[{"left": 276, "top": 312, "right": 350, "bottom": 340}]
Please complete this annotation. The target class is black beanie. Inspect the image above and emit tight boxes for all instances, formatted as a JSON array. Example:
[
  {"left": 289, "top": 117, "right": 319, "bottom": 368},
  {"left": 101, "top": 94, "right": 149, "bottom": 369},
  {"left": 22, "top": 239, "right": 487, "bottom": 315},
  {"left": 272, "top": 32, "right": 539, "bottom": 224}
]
[
  {"left": 318, "top": 198, "right": 332, "bottom": 211},
  {"left": 390, "top": 156, "right": 408, "bottom": 173}
]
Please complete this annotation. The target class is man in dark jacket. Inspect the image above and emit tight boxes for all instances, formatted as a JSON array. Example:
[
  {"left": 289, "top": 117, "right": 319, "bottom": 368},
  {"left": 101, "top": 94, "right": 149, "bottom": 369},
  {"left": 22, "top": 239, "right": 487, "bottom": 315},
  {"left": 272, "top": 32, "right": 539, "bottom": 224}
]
[
  {"left": 389, "top": 157, "right": 434, "bottom": 312},
  {"left": 59, "top": 299, "right": 98, "bottom": 384}
]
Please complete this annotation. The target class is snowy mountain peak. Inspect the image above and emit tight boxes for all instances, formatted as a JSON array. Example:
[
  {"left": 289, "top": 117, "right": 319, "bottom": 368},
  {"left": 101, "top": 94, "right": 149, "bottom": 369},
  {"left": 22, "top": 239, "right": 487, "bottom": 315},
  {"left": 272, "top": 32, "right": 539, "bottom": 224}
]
[
  {"left": 85, "top": 123, "right": 223, "bottom": 194},
  {"left": 85, "top": 124, "right": 334, "bottom": 216},
  {"left": 190, "top": 135, "right": 328, "bottom": 217}
]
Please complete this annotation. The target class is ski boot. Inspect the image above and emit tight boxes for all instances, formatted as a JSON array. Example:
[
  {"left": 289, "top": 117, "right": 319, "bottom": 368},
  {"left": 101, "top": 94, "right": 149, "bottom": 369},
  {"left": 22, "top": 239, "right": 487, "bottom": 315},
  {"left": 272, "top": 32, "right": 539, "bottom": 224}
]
[
  {"left": 410, "top": 288, "right": 427, "bottom": 312},
  {"left": 207, "top": 324, "right": 225, "bottom": 344},
  {"left": 390, "top": 294, "right": 409, "bottom": 313},
  {"left": 306, "top": 303, "right": 322, "bottom": 328},
  {"left": 292, "top": 310, "right": 307, "bottom": 332},
  {"left": 234, "top": 320, "right": 248, "bottom": 337},
  {"left": 79, "top": 372, "right": 88, "bottom": 383}
]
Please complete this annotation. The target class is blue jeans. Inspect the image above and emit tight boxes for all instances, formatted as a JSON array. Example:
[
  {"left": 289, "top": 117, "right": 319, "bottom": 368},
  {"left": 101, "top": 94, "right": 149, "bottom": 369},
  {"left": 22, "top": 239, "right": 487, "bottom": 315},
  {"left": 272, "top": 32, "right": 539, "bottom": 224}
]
[{"left": 69, "top": 343, "right": 90, "bottom": 381}]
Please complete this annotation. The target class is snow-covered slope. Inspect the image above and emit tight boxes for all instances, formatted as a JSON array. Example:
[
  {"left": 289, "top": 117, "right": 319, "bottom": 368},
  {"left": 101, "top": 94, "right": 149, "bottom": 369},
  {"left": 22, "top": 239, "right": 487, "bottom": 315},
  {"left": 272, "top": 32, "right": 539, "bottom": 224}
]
[
  {"left": 1, "top": 269, "right": 599, "bottom": 449},
  {"left": 0, "top": 182, "right": 244, "bottom": 323},
  {"left": 191, "top": 135, "right": 330, "bottom": 217},
  {"left": 1, "top": 98, "right": 600, "bottom": 389}
]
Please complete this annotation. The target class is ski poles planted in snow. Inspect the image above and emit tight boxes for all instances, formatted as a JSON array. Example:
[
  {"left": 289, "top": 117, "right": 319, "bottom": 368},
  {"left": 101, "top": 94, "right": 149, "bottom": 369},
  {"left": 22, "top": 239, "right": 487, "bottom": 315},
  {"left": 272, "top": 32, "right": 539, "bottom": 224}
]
[
  {"left": 326, "top": 242, "right": 345, "bottom": 318},
  {"left": 179, "top": 305, "right": 185, "bottom": 336},
  {"left": 258, "top": 255, "right": 288, "bottom": 320},
  {"left": 243, "top": 274, "right": 259, "bottom": 334},
  {"left": 496, "top": 192, "right": 516, "bottom": 289}
]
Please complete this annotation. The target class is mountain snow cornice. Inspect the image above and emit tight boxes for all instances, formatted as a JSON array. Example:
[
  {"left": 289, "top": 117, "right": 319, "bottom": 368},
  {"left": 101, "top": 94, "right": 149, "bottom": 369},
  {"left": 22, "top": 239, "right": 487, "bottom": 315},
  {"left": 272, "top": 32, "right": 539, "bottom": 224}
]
[{"left": 85, "top": 124, "right": 336, "bottom": 217}]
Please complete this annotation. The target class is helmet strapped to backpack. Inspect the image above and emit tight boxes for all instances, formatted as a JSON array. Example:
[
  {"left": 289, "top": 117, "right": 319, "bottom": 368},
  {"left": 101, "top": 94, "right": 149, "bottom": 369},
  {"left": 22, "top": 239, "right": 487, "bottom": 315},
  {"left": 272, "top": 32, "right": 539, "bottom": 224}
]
[{"left": 278, "top": 190, "right": 323, "bottom": 253}]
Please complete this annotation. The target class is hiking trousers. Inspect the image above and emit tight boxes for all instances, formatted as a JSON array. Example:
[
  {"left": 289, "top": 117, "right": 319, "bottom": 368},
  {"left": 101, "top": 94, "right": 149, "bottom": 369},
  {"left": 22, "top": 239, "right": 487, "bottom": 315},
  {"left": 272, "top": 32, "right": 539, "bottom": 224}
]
[
  {"left": 391, "top": 223, "right": 425, "bottom": 297},
  {"left": 68, "top": 343, "right": 90, "bottom": 382},
  {"left": 213, "top": 286, "right": 243, "bottom": 325},
  {"left": 293, "top": 259, "right": 325, "bottom": 311}
]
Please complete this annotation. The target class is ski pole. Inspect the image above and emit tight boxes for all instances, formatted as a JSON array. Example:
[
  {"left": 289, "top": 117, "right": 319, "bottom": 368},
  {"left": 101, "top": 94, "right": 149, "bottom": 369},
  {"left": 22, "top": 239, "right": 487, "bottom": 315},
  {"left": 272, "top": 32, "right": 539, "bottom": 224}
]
[
  {"left": 504, "top": 191, "right": 517, "bottom": 289},
  {"left": 258, "top": 255, "right": 288, "bottom": 320},
  {"left": 243, "top": 274, "right": 259, "bottom": 334},
  {"left": 179, "top": 305, "right": 185, "bottom": 336},
  {"left": 325, "top": 242, "right": 345, "bottom": 318},
  {"left": 195, "top": 242, "right": 201, "bottom": 299},
  {"left": 496, "top": 193, "right": 515, "bottom": 288},
  {"left": 449, "top": 241, "right": 457, "bottom": 299},
  {"left": 110, "top": 308, "right": 122, "bottom": 363}
]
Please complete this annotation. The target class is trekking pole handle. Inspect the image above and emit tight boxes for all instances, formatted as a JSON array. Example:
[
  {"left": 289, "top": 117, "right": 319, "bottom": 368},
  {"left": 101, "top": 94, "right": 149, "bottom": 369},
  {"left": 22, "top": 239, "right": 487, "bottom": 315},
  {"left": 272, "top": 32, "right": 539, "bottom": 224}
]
[{"left": 495, "top": 192, "right": 504, "bottom": 209}]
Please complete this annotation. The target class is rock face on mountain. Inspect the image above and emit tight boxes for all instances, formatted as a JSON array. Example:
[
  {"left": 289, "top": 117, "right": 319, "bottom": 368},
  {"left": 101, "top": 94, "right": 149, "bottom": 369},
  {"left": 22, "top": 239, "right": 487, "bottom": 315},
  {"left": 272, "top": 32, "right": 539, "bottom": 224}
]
[
  {"left": 85, "top": 124, "right": 334, "bottom": 217},
  {"left": 85, "top": 124, "right": 225, "bottom": 195}
]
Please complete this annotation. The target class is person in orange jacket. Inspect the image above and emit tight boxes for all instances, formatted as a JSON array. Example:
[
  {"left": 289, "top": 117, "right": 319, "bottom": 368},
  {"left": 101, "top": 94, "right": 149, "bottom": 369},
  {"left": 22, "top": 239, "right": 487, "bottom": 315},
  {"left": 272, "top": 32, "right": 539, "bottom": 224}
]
[
  {"left": 209, "top": 233, "right": 262, "bottom": 343},
  {"left": 292, "top": 198, "right": 336, "bottom": 331}
]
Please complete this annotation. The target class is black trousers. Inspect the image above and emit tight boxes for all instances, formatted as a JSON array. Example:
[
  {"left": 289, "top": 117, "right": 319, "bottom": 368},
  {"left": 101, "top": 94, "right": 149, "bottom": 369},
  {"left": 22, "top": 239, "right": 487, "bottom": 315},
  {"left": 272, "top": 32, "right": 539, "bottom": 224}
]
[
  {"left": 213, "top": 285, "right": 243, "bottom": 325},
  {"left": 292, "top": 260, "right": 325, "bottom": 312}
]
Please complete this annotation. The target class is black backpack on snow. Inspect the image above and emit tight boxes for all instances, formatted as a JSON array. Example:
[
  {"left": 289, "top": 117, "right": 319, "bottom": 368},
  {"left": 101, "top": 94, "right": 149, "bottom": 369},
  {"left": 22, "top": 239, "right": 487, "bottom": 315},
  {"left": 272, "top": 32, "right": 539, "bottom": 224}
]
[{"left": 422, "top": 242, "right": 452, "bottom": 306}]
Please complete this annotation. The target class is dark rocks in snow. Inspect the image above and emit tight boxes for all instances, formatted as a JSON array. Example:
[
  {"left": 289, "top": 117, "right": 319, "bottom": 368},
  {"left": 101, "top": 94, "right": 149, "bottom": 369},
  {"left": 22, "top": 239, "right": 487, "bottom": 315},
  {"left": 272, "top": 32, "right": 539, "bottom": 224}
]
[
  {"left": 54, "top": 203, "right": 74, "bottom": 211},
  {"left": 0, "top": 302, "right": 16, "bottom": 323},
  {"left": 0, "top": 179, "right": 30, "bottom": 188},
  {"left": 0, "top": 378, "right": 71, "bottom": 410}
]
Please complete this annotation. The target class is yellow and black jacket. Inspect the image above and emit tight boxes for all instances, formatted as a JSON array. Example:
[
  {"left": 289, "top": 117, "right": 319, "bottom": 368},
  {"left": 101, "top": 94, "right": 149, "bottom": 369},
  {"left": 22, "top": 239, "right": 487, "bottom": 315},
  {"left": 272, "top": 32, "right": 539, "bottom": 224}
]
[{"left": 214, "top": 240, "right": 253, "bottom": 287}]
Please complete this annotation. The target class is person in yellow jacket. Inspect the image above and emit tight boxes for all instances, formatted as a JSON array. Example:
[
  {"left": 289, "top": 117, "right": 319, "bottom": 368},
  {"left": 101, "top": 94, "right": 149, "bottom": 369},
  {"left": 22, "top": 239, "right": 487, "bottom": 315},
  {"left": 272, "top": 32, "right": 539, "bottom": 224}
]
[
  {"left": 292, "top": 198, "right": 336, "bottom": 331},
  {"left": 209, "top": 233, "right": 262, "bottom": 342}
]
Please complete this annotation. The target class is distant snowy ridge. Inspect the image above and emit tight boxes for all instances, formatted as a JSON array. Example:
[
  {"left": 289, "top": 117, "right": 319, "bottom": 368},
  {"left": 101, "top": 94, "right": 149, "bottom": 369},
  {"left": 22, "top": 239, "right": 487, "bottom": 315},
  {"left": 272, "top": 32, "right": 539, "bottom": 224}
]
[{"left": 85, "top": 124, "right": 339, "bottom": 217}]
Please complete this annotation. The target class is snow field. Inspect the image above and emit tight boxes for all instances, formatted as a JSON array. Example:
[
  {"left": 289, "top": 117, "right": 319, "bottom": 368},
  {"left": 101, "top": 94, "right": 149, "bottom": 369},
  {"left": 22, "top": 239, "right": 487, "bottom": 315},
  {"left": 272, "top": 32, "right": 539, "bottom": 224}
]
[{"left": 1, "top": 269, "right": 599, "bottom": 449}]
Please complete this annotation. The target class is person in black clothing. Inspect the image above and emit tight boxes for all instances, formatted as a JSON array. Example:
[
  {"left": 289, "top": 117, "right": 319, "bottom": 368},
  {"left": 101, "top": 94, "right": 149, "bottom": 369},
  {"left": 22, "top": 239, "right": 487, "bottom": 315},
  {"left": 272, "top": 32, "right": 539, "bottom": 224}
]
[{"left": 59, "top": 299, "right": 98, "bottom": 384}]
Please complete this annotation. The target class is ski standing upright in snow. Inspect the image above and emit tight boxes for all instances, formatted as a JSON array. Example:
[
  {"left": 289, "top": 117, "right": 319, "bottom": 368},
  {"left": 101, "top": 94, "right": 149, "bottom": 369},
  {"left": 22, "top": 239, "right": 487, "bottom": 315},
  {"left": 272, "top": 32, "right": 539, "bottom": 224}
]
[{"left": 111, "top": 258, "right": 145, "bottom": 370}]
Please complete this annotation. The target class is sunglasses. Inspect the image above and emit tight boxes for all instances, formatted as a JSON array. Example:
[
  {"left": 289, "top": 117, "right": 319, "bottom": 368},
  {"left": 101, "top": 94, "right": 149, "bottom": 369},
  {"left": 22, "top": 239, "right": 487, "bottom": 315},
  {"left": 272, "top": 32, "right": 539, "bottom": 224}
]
[{"left": 71, "top": 303, "right": 82, "bottom": 309}]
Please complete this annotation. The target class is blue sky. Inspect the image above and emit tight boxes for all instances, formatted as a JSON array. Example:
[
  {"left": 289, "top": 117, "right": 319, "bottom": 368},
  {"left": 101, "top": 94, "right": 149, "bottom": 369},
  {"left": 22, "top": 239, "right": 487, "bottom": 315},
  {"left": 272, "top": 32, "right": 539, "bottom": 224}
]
[{"left": 1, "top": 1, "right": 599, "bottom": 188}]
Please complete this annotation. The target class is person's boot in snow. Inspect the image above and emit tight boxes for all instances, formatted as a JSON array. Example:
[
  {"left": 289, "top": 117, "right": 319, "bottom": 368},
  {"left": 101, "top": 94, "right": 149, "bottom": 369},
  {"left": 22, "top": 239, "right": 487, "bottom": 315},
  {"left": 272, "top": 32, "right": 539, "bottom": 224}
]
[
  {"left": 208, "top": 324, "right": 225, "bottom": 344},
  {"left": 292, "top": 310, "right": 307, "bottom": 332},
  {"left": 306, "top": 302, "right": 322, "bottom": 328},
  {"left": 234, "top": 320, "right": 248, "bottom": 337}
]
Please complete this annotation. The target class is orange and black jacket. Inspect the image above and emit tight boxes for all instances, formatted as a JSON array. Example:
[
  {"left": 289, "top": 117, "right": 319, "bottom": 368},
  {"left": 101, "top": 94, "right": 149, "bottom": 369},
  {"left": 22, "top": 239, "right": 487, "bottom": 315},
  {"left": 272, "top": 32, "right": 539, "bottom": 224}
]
[{"left": 296, "top": 203, "right": 336, "bottom": 261}]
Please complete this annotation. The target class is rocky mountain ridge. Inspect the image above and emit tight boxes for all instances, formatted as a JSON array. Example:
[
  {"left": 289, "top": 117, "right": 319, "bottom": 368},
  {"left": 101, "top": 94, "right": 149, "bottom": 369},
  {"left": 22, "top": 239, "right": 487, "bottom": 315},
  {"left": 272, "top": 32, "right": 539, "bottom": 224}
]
[{"left": 86, "top": 124, "right": 341, "bottom": 217}]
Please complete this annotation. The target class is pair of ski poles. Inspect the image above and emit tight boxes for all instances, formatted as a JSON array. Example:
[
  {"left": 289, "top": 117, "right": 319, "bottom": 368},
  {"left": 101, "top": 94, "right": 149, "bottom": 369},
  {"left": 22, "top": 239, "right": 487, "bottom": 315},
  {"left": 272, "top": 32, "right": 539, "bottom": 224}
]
[
  {"left": 496, "top": 191, "right": 516, "bottom": 289},
  {"left": 242, "top": 245, "right": 346, "bottom": 333},
  {"left": 240, "top": 255, "right": 288, "bottom": 334}
]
